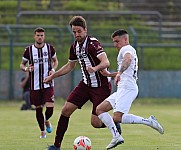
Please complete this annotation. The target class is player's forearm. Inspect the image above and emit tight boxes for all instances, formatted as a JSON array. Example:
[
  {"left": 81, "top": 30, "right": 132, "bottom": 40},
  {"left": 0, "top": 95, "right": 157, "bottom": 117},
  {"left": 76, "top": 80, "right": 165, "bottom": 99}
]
[
  {"left": 95, "top": 60, "right": 110, "bottom": 72},
  {"left": 52, "top": 57, "right": 58, "bottom": 71},
  {"left": 118, "top": 58, "right": 131, "bottom": 74},
  {"left": 109, "top": 72, "right": 118, "bottom": 77},
  {"left": 51, "top": 62, "right": 75, "bottom": 79},
  {"left": 20, "top": 64, "right": 26, "bottom": 72}
]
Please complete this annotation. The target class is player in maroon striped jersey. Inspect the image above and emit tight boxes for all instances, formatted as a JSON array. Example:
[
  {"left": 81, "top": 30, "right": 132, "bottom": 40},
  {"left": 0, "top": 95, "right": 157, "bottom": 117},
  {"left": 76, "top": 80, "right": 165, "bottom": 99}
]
[
  {"left": 44, "top": 16, "right": 120, "bottom": 150},
  {"left": 20, "top": 27, "right": 58, "bottom": 139}
]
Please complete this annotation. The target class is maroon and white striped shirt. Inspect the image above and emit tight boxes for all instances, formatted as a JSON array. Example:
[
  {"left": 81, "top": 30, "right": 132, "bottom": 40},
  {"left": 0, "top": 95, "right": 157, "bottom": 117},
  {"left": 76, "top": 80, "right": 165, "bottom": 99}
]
[
  {"left": 22, "top": 43, "right": 56, "bottom": 90},
  {"left": 69, "top": 36, "right": 109, "bottom": 87}
]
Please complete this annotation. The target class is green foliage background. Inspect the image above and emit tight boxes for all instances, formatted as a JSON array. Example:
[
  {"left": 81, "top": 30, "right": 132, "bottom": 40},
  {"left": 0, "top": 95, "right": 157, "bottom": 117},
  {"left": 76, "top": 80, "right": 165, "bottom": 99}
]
[{"left": 0, "top": 0, "right": 181, "bottom": 70}]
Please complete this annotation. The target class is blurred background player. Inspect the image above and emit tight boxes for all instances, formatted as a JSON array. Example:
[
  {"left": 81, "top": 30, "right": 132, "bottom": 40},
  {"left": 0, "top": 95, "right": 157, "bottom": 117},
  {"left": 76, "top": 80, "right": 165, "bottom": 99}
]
[
  {"left": 20, "top": 71, "right": 34, "bottom": 110},
  {"left": 20, "top": 27, "right": 58, "bottom": 138}
]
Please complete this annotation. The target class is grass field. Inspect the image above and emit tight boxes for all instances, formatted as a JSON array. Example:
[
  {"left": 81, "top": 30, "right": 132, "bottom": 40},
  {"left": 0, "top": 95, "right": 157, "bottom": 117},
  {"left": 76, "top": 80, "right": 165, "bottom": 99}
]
[{"left": 0, "top": 98, "right": 181, "bottom": 150}]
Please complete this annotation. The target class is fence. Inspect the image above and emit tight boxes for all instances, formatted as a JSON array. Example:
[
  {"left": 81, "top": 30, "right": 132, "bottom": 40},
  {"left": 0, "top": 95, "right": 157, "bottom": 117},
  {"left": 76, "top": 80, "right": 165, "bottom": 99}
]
[{"left": 1, "top": 10, "right": 181, "bottom": 99}]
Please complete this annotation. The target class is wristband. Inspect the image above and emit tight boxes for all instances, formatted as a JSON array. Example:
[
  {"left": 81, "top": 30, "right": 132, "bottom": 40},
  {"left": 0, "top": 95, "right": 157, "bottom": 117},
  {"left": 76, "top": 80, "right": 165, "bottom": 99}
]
[
  {"left": 24, "top": 67, "right": 28, "bottom": 72},
  {"left": 51, "top": 68, "right": 55, "bottom": 72}
]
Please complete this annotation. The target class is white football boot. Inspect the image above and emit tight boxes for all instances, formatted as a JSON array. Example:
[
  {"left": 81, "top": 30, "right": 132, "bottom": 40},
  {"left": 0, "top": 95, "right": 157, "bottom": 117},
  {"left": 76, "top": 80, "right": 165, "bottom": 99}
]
[
  {"left": 106, "top": 135, "right": 124, "bottom": 149},
  {"left": 148, "top": 115, "right": 164, "bottom": 134}
]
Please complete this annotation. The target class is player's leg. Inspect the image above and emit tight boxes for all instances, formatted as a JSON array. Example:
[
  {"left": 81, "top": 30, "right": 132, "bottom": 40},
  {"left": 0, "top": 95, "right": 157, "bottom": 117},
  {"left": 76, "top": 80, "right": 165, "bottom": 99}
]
[
  {"left": 44, "top": 87, "right": 55, "bottom": 133},
  {"left": 53, "top": 102, "right": 78, "bottom": 148},
  {"left": 30, "top": 90, "right": 46, "bottom": 138},
  {"left": 45, "top": 102, "right": 54, "bottom": 133},
  {"left": 96, "top": 96, "right": 124, "bottom": 150},
  {"left": 97, "top": 87, "right": 132, "bottom": 149},
  {"left": 118, "top": 89, "right": 164, "bottom": 134},
  {"left": 48, "top": 81, "right": 89, "bottom": 149},
  {"left": 90, "top": 84, "right": 112, "bottom": 128}
]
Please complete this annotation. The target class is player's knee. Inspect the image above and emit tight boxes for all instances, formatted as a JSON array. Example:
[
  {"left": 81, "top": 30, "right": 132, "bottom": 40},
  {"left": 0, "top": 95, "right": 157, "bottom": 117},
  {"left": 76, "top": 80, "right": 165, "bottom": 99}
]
[
  {"left": 113, "top": 114, "right": 123, "bottom": 123},
  {"left": 91, "top": 120, "right": 101, "bottom": 128},
  {"left": 91, "top": 115, "right": 102, "bottom": 128},
  {"left": 96, "top": 105, "right": 101, "bottom": 115},
  {"left": 96, "top": 102, "right": 107, "bottom": 115},
  {"left": 61, "top": 105, "right": 70, "bottom": 117},
  {"left": 45, "top": 102, "right": 54, "bottom": 107},
  {"left": 61, "top": 104, "right": 76, "bottom": 117}
]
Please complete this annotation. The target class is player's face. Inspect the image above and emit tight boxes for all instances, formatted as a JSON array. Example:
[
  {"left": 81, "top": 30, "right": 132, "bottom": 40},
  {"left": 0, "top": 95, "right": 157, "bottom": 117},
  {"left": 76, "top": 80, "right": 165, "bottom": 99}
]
[
  {"left": 34, "top": 32, "right": 45, "bottom": 45},
  {"left": 112, "top": 35, "right": 125, "bottom": 50},
  {"left": 71, "top": 25, "right": 87, "bottom": 43}
]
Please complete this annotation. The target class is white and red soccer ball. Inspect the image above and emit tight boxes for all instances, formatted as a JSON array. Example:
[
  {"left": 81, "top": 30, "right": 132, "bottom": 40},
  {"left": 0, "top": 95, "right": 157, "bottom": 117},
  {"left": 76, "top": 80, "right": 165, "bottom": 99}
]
[{"left": 73, "top": 136, "right": 92, "bottom": 150}]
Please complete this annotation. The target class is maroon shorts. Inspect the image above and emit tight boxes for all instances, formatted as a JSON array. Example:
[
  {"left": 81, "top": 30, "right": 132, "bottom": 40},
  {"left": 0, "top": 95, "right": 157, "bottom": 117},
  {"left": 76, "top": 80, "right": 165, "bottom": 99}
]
[
  {"left": 30, "top": 87, "right": 54, "bottom": 106},
  {"left": 67, "top": 81, "right": 111, "bottom": 115}
]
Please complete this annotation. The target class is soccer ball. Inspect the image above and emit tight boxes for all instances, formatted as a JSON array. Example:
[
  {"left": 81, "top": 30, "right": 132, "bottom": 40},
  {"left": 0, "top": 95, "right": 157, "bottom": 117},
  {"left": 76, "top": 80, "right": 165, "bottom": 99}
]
[{"left": 73, "top": 136, "right": 92, "bottom": 150}]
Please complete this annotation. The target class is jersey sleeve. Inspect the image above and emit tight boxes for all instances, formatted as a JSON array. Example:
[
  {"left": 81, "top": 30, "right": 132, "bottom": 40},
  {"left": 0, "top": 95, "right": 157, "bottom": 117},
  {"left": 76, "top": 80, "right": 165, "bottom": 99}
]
[
  {"left": 89, "top": 37, "right": 105, "bottom": 57},
  {"left": 69, "top": 42, "right": 78, "bottom": 61},
  {"left": 22, "top": 47, "right": 30, "bottom": 61},
  {"left": 122, "top": 46, "right": 133, "bottom": 57},
  {"left": 49, "top": 44, "right": 56, "bottom": 58}
]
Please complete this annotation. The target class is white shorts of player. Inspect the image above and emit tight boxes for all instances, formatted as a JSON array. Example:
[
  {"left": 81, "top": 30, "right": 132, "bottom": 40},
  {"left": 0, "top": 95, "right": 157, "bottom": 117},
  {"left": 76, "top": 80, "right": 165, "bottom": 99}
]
[{"left": 106, "top": 86, "right": 138, "bottom": 114}]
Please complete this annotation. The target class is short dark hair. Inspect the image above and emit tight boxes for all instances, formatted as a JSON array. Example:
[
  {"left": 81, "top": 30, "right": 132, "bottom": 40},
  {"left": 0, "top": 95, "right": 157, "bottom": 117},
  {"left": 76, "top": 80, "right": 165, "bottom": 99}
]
[
  {"left": 69, "top": 16, "right": 87, "bottom": 29},
  {"left": 34, "top": 27, "right": 45, "bottom": 33},
  {"left": 111, "top": 29, "right": 128, "bottom": 38}
]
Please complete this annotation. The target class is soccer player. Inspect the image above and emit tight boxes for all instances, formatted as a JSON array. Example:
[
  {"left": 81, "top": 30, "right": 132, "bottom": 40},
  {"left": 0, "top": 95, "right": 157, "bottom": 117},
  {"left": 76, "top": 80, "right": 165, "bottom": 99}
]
[
  {"left": 96, "top": 29, "right": 164, "bottom": 149},
  {"left": 44, "top": 16, "right": 120, "bottom": 150},
  {"left": 20, "top": 27, "right": 58, "bottom": 138}
]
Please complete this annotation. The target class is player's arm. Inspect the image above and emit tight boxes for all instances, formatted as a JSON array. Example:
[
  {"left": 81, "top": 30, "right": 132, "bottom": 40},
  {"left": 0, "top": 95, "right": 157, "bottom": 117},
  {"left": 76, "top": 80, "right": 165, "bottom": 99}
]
[
  {"left": 49, "top": 56, "right": 59, "bottom": 75},
  {"left": 20, "top": 57, "right": 34, "bottom": 72},
  {"left": 86, "top": 52, "right": 110, "bottom": 73},
  {"left": 20, "top": 59, "right": 30, "bottom": 72},
  {"left": 100, "top": 69, "right": 117, "bottom": 77},
  {"left": 44, "top": 61, "right": 77, "bottom": 83},
  {"left": 114, "top": 53, "right": 132, "bottom": 85},
  {"left": 54, "top": 61, "right": 76, "bottom": 77},
  {"left": 52, "top": 56, "right": 58, "bottom": 71}
]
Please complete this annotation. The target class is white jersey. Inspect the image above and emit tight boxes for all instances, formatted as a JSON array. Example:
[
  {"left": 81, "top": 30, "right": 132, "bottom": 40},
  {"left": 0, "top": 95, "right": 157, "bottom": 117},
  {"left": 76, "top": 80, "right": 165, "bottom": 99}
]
[{"left": 117, "top": 45, "right": 138, "bottom": 89}]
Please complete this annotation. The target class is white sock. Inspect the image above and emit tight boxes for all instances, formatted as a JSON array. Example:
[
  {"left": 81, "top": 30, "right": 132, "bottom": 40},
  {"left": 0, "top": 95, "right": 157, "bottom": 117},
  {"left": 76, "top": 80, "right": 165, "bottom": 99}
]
[
  {"left": 122, "top": 114, "right": 150, "bottom": 126},
  {"left": 98, "top": 112, "right": 119, "bottom": 138}
]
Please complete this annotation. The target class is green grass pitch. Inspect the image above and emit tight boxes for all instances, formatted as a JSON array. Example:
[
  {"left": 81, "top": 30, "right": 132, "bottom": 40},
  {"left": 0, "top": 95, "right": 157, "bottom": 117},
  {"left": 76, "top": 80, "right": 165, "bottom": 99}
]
[{"left": 0, "top": 98, "right": 181, "bottom": 150}]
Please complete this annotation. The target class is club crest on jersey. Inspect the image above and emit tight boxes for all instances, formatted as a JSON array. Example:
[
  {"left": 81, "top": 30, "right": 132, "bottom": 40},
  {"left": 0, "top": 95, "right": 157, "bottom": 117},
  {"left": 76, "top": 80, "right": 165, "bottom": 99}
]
[{"left": 43, "top": 52, "right": 48, "bottom": 56}]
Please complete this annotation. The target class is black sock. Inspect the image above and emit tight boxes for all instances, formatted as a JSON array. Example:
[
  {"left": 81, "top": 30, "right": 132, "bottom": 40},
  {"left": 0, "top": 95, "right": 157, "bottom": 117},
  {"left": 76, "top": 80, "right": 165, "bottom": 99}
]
[
  {"left": 36, "top": 107, "right": 44, "bottom": 131},
  {"left": 45, "top": 107, "right": 54, "bottom": 121}
]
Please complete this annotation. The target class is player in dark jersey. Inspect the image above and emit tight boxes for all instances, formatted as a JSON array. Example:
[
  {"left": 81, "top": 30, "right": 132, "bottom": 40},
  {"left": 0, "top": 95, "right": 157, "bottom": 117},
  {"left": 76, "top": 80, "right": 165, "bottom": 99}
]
[
  {"left": 20, "top": 27, "right": 58, "bottom": 139},
  {"left": 44, "top": 16, "right": 120, "bottom": 150}
]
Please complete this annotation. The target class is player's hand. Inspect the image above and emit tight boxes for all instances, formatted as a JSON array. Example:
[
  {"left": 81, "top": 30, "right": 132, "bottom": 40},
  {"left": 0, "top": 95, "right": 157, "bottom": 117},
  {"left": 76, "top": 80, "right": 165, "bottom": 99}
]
[
  {"left": 114, "top": 73, "right": 121, "bottom": 86},
  {"left": 43, "top": 76, "right": 53, "bottom": 84},
  {"left": 49, "top": 69, "right": 55, "bottom": 76},
  {"left": 86, "top": 66, "right": 97, "bottom": 73},
  {"left": 25, "top": 64, "right": 34, "bottom": 72},
  {"left": 100, "top": 69, "right": 110, "bottom": 76}
]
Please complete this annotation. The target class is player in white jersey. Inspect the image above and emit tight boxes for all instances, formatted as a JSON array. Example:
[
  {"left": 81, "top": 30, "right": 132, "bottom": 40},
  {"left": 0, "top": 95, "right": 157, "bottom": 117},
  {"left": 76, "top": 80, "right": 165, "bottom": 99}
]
[
  {"left": 20, "top": 27, "right": 58, "bottom": 139},
  {"left": 96, "top": 29, "right": 164, "bottom": 149}
]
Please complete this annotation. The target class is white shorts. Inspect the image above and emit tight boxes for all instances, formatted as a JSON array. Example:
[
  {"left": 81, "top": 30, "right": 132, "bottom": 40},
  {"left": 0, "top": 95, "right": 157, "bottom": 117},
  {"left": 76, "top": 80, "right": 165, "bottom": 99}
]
[{"left": 106, "top": 87, "right": 138, "bottom": 114}]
